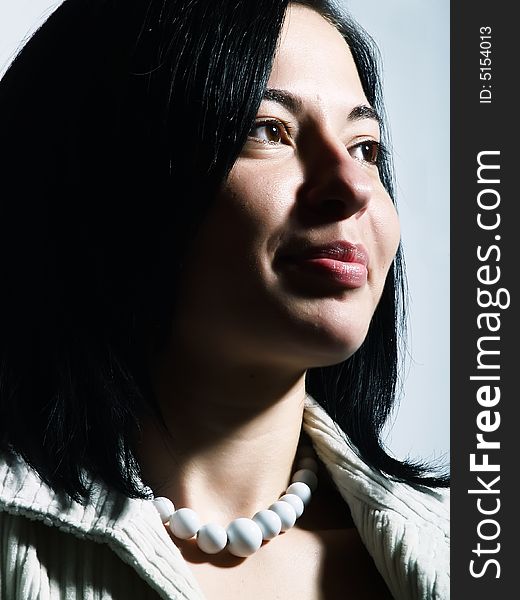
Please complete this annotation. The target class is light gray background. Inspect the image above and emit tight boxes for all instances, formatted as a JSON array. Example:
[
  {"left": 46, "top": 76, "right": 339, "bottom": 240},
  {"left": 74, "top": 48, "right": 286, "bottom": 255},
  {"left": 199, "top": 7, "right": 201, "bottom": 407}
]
[
  {"left": 345, "top": 0, "right": 450, "bottom": 465},
  {"left": 0, "top": 1, "right": 450, "bottom": 465}
]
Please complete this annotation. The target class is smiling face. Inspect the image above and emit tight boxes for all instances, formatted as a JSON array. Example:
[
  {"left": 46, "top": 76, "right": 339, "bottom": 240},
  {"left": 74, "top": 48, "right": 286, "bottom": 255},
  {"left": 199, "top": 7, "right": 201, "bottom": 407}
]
[{"left": 172, "top": 4, "right": 400, "bottom": 371}]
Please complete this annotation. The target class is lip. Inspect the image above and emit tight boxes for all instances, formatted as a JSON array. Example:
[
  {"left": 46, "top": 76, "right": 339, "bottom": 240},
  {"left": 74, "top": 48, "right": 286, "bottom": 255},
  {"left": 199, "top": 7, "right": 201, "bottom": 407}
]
[{"left": 277, "top": 240, "right": 369, "bottom": 290}]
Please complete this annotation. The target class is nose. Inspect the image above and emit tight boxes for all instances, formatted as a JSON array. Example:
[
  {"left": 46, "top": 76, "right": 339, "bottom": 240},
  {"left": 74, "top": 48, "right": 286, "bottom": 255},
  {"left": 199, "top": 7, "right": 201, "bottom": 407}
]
[{"left": 297, "top": 132, "right": 373, "bottom": 224}]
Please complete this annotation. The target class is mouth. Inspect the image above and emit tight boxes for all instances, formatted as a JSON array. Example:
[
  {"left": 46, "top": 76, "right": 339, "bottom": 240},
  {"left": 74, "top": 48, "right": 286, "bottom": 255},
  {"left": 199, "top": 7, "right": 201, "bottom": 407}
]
[{"left": 276, "top": 240, "right": 369, "bottom": 291}]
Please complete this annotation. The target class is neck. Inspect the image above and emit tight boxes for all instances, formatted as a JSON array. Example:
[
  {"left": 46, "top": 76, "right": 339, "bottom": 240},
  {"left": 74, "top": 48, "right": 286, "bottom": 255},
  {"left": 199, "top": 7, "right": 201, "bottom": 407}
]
[{"left": 137, "top": 342, "right": 308, "bottom": 525}]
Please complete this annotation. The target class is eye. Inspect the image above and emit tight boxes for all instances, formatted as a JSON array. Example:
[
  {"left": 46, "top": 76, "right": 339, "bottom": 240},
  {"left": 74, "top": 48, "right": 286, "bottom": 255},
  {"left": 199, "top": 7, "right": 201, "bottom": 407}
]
[
  {"left": 349, "top": 140, "right": 380, "bottom": 164},
  {"left": 248, "top": 119, "right": 290, "bottom": 145}
]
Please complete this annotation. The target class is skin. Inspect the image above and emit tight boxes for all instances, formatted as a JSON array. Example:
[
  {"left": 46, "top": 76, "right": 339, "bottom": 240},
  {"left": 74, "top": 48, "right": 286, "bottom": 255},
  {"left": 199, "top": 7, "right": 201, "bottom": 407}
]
[{"left": 138, "top": 4, "right": 399, "bottom": 598}]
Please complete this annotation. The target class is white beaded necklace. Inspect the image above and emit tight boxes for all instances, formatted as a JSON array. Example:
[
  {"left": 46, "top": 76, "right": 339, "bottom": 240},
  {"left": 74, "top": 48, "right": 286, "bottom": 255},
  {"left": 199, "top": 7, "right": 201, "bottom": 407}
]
[{"left": 152, "top": 446, "right": 319, "bottom": 557}]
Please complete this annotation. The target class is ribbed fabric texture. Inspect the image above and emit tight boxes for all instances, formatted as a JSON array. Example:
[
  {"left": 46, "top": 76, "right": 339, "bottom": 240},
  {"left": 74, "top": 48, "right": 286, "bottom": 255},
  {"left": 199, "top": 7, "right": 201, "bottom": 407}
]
[
  {"left": 0, "top": 396, "right": 449, "bottom": 599},
  {"left": 0, "top": 450, "right": 205, "bottom": 600},
  {"left": 0, "top": 513, "right": 165, "bottom": 599},
  {"left": 302, "top": 397, "right": 449, "bottom": 599}
]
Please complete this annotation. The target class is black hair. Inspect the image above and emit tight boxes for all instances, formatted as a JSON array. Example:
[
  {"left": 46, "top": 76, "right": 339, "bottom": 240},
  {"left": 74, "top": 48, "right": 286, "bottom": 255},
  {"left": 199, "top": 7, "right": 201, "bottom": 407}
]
[{"left": 0, "top": 0, "right": 448, "bottom": 501}]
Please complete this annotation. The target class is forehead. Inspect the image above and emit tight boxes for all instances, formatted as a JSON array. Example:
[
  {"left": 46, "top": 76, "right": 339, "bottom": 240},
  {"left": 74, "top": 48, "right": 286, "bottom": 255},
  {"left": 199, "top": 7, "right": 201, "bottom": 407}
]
[{"left": 268, "top": 5, "right": 368, "bottom": 111}]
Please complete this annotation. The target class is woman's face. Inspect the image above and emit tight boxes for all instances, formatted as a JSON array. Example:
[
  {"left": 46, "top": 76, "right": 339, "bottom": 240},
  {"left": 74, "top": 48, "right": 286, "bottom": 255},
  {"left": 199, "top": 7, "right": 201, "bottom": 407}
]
[{"left": 173, "top": 4, "right": 400, "bottom": 370}]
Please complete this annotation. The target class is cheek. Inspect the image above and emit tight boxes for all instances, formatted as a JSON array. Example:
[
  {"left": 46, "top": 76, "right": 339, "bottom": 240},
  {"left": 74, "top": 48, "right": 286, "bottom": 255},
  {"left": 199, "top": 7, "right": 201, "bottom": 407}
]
[
  {"left": 379, "top": 202, "right": 400, "bottom": 264},
  {"left": 220, "top": 162, "right": 294, "bottom": 248},
  {"left": 364, "top": 196, "right": 400, "bottom": 284}
]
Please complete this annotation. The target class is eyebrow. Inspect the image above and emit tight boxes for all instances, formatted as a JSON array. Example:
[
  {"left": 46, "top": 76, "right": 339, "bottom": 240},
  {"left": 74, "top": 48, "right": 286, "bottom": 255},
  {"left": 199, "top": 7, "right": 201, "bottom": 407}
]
[
  {"left": 263, "top": 88, "right": 303, "bottom": 114},
  {"left": 262, "top": 87, "right": 381, "bottom": 125},
  {"left": 348, "top": 104, "right": 381, "bottom": 125}
]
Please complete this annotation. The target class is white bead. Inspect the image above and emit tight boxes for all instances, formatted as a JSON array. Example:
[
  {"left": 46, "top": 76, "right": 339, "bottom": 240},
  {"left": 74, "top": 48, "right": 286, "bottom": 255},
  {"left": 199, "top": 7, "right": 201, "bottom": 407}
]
[
  {"left": 226, "top": 518, "right": 263, "bottom": 557},
  {"left": 252, "top": 509, "right": 282, "bottom": 540},
  {"left": 286, "top": 481, "right": 312, "bottom": 506},
  {"left": 269, "top": 500, "right": 296, "bottom": 531},
  {"left": 196, "top": 523, "right": 228, "bottom": 554},
  {"left": 279, "top": 493, "right": 304, "bottom": 518},
  {"left": 169, "top": 508, "right": 201, "bottom": 539},
  {"left": 292, "top": 468, "right": 318, "bottom": 492},
  {"left": 152, "top": 497, "right": 175, "bottom": 523},
  {"left": 296, "top": 457, "right": 319, "bottom": 474}
]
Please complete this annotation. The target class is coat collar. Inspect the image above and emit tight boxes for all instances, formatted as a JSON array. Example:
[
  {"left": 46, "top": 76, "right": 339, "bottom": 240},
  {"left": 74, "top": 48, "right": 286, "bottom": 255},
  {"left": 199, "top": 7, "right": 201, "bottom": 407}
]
[{"left": 0, "top": 395, "right": 449, "bottom": 599}]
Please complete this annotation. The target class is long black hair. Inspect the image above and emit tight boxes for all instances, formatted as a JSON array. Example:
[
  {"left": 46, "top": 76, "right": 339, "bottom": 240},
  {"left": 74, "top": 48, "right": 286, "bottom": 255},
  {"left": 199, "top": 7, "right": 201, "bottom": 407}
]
[{"left": 0, "top": 0, "right": 448, "bottom": 501}]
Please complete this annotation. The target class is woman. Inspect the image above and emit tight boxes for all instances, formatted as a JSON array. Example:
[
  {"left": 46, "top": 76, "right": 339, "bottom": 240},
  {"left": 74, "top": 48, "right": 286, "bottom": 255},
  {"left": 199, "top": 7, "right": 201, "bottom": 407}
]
[{"left": 0, "top": 1, "right": 449, "bottom": 598}]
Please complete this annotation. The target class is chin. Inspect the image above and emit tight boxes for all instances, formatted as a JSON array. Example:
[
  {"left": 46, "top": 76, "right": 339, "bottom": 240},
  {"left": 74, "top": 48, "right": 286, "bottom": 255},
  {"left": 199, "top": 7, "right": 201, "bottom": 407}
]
[
  {"left": 307, "top": 344, "right": 362, "bottom": 369},
  {"left": 298, "top": 323, "right": 371, "bottom": 369}
]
